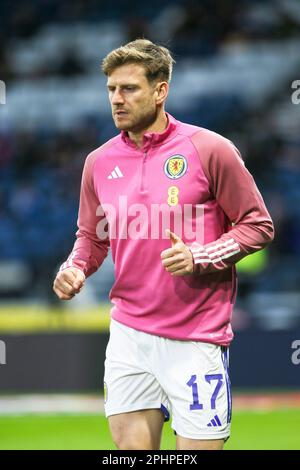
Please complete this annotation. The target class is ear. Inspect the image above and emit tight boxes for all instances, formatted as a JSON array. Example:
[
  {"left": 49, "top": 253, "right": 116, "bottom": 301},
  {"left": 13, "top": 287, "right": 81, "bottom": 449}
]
[{"left": 155, "top": 82, "right": 169, "bottom": 105}]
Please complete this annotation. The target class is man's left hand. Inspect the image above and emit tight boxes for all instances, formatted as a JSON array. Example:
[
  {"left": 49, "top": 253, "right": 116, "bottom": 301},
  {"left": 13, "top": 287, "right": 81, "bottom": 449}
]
[{"left": 161, "top": 229, "right": 194, "bottom": 276}]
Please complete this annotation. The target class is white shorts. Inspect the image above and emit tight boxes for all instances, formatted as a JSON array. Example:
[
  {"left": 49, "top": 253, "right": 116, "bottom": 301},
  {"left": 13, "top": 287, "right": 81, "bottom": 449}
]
[{"left": 104, "top": 319, "right": 231, "bottom": 440}]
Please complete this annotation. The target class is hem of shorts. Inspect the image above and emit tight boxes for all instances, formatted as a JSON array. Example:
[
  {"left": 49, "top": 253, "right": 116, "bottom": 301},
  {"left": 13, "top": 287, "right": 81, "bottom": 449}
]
[
  {"left": 172, "top": 426, "right": 231, "bottom": 441},
  {"left": 105, "top": 402, "right": 167, "bottom": 418}
]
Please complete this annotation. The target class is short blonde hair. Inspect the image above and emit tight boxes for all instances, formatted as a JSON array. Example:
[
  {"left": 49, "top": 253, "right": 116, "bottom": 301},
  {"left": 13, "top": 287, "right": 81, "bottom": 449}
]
[{"left": 102, "top": 38, "right": 175, "bottom": 83}]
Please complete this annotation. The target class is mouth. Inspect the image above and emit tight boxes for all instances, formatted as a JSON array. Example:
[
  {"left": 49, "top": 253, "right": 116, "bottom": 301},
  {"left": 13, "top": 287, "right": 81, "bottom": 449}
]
[{"left": 114, "top": 110, "right": 128, "bottom": 117}]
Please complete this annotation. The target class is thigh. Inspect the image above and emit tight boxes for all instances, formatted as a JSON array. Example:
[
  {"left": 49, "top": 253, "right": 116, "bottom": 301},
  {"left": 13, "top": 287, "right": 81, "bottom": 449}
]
[
  {"left": 109, "top": 409, "right": 165, "bottom": 450},
  {"left": 155, "top": 339, "right": 231, "bottom": 443}
]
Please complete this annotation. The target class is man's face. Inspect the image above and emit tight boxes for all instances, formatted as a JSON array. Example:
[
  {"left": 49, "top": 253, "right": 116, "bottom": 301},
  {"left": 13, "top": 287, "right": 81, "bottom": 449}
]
[{"left": 107, "top": 63, "right": 161, "bottom": 133}]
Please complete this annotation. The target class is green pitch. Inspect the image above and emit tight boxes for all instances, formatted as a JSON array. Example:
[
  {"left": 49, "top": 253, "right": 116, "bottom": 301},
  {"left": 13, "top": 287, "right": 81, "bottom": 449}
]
[{"left": 0, "top": 410, "right": 299, "bottom": 450}]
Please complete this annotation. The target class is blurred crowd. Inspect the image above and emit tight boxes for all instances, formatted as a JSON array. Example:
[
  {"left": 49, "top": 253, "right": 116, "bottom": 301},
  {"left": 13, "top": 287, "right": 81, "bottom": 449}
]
[{"left": 1, "top": 0, "right": 300, "bottom": 81}]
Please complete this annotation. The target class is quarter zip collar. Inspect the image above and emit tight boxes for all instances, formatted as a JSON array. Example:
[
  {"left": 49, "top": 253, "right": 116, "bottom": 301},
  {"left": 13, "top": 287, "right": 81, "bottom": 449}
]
[{"left": 120, "top": 112, "right": 178, "bottom": 151}]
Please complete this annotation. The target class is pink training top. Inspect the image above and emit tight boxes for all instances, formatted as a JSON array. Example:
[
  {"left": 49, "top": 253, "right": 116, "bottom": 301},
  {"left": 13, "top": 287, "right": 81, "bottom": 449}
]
[{"left": 60, "top": 113, "right": 274, "bottom": 346}]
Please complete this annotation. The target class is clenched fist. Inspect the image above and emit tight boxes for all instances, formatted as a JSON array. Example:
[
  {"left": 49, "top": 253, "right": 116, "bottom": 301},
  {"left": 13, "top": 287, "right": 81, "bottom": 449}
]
[{"left": 53, "top": 267, "right": 86, "bottom": 300}]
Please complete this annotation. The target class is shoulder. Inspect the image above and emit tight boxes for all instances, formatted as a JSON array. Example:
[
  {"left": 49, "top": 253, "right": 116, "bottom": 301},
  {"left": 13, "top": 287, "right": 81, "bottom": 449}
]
[
  {"left": 80, "top": 135, "right": 121, "bottom": 186},
  {"left": 84, "top": 134, "right": 120, "bottom": 169},
  {"left": 176, "top": 120, "right": 244, "bottom": 181},
  {"left": 177, "top": 121, "right": 242, "bottom": 166},
  {"left": 175, "top": 118, "right": 239, "bottom": 157},
  {"left": 177, "top": 121, "right": 234, "bottom": 154}
]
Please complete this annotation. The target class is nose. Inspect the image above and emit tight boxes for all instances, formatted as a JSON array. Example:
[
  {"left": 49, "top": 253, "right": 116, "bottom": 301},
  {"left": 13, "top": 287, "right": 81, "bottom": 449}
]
[{"left": 111, "top": 88, "right": 125, "bottom": 105}]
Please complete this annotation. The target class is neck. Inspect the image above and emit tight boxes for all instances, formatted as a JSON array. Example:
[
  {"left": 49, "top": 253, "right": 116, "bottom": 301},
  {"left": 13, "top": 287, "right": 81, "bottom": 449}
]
[{"left": 128, "top": 109, "right": 168, "bottom": 148}]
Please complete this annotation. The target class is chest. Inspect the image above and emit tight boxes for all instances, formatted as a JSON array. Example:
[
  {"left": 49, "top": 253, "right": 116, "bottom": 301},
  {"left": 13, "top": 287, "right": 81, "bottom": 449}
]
[{"left": 94, "top": 145, "right": 210, "bottom": 210}]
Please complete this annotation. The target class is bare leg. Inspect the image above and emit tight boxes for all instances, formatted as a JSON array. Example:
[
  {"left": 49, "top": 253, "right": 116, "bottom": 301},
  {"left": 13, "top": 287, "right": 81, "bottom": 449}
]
[{"left": 108, "top": 408, "right": 165, "bottom": 450}]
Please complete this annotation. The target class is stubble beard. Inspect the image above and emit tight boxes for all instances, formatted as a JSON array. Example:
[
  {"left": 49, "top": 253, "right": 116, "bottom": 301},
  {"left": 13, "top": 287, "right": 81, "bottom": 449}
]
[{"left": 113, "top": 105, "right": 157, "bottom": 133}]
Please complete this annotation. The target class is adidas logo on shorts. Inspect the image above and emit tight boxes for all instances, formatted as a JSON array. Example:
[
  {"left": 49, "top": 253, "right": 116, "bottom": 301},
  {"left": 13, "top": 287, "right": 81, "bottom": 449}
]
[{"left": 207, "top": 415, "right": 222, "bottom": 427}]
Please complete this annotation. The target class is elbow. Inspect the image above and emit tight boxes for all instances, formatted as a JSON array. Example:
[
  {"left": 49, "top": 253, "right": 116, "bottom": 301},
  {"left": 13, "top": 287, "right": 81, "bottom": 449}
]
[
  {"left": 262, "top": 218, "right": 275, "bottom": 246},
  {"left": 267, "top": 219, "right": 275, "bottom": 243}
]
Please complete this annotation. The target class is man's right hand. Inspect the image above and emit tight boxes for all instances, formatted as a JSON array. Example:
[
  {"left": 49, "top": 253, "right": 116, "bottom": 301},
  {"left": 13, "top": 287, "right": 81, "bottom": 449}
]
[{"left": 53, "top": 267, "right": 86, "bottom": 300}]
